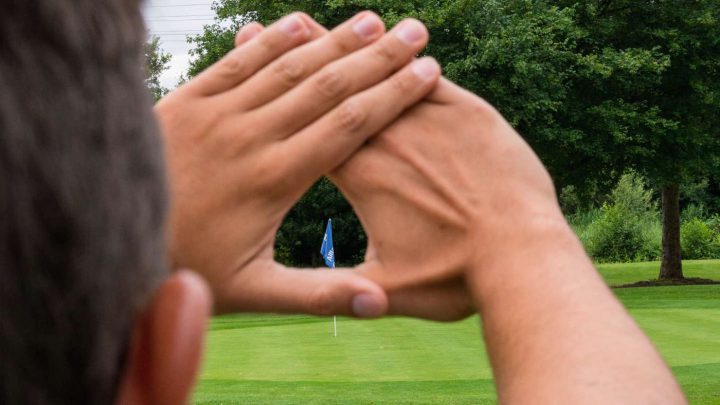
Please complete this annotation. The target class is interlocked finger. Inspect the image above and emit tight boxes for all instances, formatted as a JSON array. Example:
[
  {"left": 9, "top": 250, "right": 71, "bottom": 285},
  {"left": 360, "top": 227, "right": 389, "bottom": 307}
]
[
  {"left": 222, "top": 11, "right": 385, "bottom": 111},
  {"left": 234, "top": 22, "right": 263, "bottom": 47},
  {"left": 185, "top": 13, "right": 314, "bottom": 97},
  {"left": 251, "top": 18, "right": 431, "bottom": 140},
  {"left": 268, "top": 57, "right": 441, "bottom": 197}
]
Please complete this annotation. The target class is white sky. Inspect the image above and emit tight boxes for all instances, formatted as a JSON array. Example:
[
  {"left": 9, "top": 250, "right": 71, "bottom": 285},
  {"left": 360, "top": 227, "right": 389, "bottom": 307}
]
[{"left": 142, "top": 0, "right": 222, "bottom": 89}]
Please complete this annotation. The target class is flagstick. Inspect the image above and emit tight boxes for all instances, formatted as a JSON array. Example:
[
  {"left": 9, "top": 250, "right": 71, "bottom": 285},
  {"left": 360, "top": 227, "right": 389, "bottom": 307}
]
[
  {"left": 332, "top": 261, "right": 337, "bottom": 337},
  {"left": 321, "top": 219, "right": 337, "bottom": 338}
]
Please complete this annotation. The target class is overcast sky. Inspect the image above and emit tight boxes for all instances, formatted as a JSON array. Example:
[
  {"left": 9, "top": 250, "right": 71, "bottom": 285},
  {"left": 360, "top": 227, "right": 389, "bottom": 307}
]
[{"left": 142, "top": 0, "right": 219, "bottom": 89}]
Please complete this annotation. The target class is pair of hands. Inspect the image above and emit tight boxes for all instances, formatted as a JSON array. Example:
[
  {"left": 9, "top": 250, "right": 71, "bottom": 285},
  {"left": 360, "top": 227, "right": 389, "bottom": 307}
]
[
  {"left": 155, "top": 12, "right": 562, "bottom": 320},
  {"left": 158, "top": 16, "right": 688, "bottom": 402}
]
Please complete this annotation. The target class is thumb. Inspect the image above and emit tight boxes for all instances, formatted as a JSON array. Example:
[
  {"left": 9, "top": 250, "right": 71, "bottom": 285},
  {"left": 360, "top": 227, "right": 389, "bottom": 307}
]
[
  {"left": 218, "top": 263, "right": 388, "bottom": 318},
  {"left": 352, "top": 260, "right": 476, "bottom": 322}
]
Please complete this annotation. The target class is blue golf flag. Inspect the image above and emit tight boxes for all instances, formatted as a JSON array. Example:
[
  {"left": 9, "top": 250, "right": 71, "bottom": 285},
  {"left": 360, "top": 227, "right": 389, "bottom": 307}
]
[{"left": 320, "top": 219, "right": 335, "bottom": 268}]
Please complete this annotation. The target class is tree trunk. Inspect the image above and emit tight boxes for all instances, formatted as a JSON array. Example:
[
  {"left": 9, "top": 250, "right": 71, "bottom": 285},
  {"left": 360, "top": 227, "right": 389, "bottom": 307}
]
[{"left": 659, "top": 184, "right": 684, "bottom": 279}]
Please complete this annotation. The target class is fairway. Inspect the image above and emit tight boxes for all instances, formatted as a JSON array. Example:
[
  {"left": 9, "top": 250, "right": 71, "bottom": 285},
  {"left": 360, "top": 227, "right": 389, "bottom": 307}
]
[{"left": 192, "top": 260, "right": 720, "bottom": 404}]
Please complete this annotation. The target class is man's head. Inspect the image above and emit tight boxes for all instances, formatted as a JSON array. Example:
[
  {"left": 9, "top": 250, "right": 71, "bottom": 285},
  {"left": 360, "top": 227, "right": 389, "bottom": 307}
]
[{"left": 0, "top": 1, "right": 209, "bottom": 404}]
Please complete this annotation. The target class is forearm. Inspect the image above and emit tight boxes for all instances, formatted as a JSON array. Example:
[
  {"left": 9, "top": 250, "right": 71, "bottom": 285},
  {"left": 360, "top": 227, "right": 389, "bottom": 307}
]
[{"left": 469, "top": 217, "right": 686, "bottom": 404}]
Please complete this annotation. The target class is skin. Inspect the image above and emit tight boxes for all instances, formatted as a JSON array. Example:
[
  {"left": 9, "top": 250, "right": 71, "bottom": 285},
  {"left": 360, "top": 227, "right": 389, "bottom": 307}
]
[
  {"left": 116, "top": 271, "right": 210, "bottom": 405},
  {"left": 332, "top": 79, "right": 687, "bottom": 403},
  {"left": 221, "top": 19, "right": 688, "bottom": 404},
  {"left": 120, "top": 12, "right": 687, "bottom": 405},
  {"left": 119, "top": 13, "right": 443, "bottom": 404},
  {"left": 155, "top": 12, "right": 441, "bottom": 316}
]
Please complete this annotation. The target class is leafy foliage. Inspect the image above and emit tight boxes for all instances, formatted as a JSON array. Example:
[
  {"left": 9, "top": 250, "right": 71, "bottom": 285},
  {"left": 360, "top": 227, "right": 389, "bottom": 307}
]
[
  {"left": 186, "top": 0, "right": 720, "bottom": 266},
  {"left": 681, "top": 203, "right": 710, "bottom": 224},
  {"left": 144, "top": 36, "right": 172, "bottom": 102},
  {"left": 584, "top": 205, "right": 655, "bottom": 263},
  {"left": 681, "top": 218, "right": 720, "bottom": 260},
  {"left": 557, "top": 0, "right": 720, "bottom": 187},
  {"left": 274, "top": 178, "right": 367, "bottom": 267},
  {"left": 583, "top": 172, "right": 661, "bottom": 262},
  {"left": 682, "top": 177, "right": 720, "bottom": 215}
]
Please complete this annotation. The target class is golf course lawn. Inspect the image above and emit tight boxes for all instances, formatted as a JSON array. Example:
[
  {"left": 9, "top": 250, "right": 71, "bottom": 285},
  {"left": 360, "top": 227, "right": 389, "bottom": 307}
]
[{"left": 192, "top": 260, "right": 720, "bottom": 404}]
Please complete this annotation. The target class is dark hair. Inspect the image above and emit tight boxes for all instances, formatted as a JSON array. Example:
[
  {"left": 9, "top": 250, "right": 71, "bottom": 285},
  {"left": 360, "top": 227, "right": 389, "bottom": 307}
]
[{"left": 0, "top": 1, "right": 168, "bottom": 403}]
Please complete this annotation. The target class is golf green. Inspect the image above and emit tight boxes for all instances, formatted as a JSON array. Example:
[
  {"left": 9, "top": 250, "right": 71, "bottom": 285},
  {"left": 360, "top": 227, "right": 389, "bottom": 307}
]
[{"left": 192, "top": 260, "right": 720, "bottom": 404}]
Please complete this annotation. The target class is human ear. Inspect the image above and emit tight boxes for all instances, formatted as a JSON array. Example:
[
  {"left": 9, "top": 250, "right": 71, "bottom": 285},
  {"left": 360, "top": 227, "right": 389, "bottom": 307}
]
[{"left": 116, "top": 271, "right": 211, "bottom": 405}]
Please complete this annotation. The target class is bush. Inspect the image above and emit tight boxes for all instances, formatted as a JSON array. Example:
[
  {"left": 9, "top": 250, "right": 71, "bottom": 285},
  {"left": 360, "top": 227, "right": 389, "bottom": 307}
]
[
  {"left": 681, "top": 218, "right": 720, "bottom": 259},
  {"left": 585, "top": 204, "right": 660, "bottom": 262},
  {"left": 610, "top": 171, "right": 657, "bottom": 216},
  {"left": 707, "top": 214, "right": 720, "bottom": 235},
  {"left": 681, "top": 203, "right": 708, "bottom": 223},
  {"left": 569, "top": 207, "right": 600, "bottom": 252},
  {"left": 638, "top": 217, "right": 663, "bottom": 261},
  {"left": 560, "top": 185, "right": 583, "bottom": 215},
  {"left": 586, "top": 205, "right": 641, "bottom": 262},
  {"left": 580, "top": 172, "right": 661, "bottom": 263},
  {"left": 568, "top": 207, "right": 600, "bottom": 233}
]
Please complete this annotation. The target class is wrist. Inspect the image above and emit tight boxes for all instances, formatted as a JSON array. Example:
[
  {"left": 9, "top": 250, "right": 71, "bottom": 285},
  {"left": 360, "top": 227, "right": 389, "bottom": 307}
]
[{"left": 467, "top": 211, "right": 592, "bottom": 307}]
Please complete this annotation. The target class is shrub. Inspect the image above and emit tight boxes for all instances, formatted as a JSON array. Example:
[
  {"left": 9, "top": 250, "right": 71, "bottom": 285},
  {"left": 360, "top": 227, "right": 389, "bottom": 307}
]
[
  {"left": 581, "top": 172, "right": 662, "bottom": 263},
  {"left": 707, "top": 214, "right": 720, "bottom": 235},
  {"left": 681, "top": 203, "right": 708, "bottom": 223},
  {"left": 637, "top": 217, "right": 663, "bottom": 261},
  {"left": 681, "top": 218, "right": 719, "bottom": 259},
  {"left": 586, "top": 204, "right": 640, "bottom": 262},
  {"left": 585, "top": 204, "right": 660, "bottom": 262},
  {"left": 610, "top": 171, "right": 657, "bottom": 216},
  {"left": 568, "top": 207, "right": 601, "bottom": 238},
  {"left": 560, "top": 185, "right": 580, "bottom": 215}
]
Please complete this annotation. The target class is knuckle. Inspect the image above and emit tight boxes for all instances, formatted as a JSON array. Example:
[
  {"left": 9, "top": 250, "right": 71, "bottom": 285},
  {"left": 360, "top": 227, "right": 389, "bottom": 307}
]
[
  {"left": 335, "top": 99, "right": 368, "bottom": 132},
  {"left": 371, "top": 40, "right": 397, "bottom": 63},
  {"left": 254, "top": 30, "right": 277, "bottom": 53},
  {"left": 469, "top": 97, "right": 500, "bottom": 122},
  {"left": 307, "top": 286, "right": 336, "bottom": 316},
  {"left": 273, "top": 56, "right": 305, "bottom": 87},
  {"left": 329, "top": 31, "right": 357, "bottom": 55},
  {"left": 314, "top": 68, "right": 348, "bottom": 98},
  {"left": 293, "top": 11, "right": 311, "bottom": 22},
  {"left": 258, "top": 164, "right": 282, "bottom": 188},
  {"left": 219, "top": 51, "right": 247, "bottom": 77},
  {"left": 388, "top": 72, "right": 412, "bottom": 94},
  {"left": 255, "top": 150, "right": 290, "bottom": 190}
]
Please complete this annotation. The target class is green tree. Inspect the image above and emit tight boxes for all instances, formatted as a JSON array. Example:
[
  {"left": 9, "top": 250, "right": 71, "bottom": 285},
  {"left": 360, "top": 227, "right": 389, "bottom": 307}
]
[
  {"left": 681, "top": 175, "right": 720, "bottom": 216},
  {"left": 681, "top": 218, "right": 720, "bottom": 260},
  {"left": 553, "top": 0, "right": 720, "bottom": 278},
  {"left": 187, "top": 0, "right": 594, "bottom": 266},
  {"left": 187, "top": 1, "right": 720, "bottom": 273},
  {"left": 144, "top": 35, "right": 172, "bottom": 102}
]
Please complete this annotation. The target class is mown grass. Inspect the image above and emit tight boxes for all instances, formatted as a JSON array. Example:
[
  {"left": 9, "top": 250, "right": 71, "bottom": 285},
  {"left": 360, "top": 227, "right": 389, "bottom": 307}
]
[
  {"left": 597, "top": 259, "right": 720, "bottom": 286},
  {"left": 192, "top": 260, "right": 720, "bottom": 404}
]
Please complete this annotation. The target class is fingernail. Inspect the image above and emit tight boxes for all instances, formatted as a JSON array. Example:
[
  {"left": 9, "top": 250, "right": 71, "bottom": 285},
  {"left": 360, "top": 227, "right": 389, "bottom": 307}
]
[
  {"left": 395, "top": 19, "right": 426, "bottom": 44},
  {"left": 352, "top": 294, "right": 384, "bottom": 318},
  {"left": 412, "top": 58, "right": 440, "bottom": 81},
  {"left": 353, "top": 14, "right": 382, "bottom": 39},
  {"left": 279, "top": 15, "right": 306, "bottom": 35}
]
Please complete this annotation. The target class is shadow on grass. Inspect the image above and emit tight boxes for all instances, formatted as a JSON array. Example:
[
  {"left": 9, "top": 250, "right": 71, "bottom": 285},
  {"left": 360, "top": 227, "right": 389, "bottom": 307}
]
[{"left": 614, "top": 277, "right": 720, "bottom": 289}]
